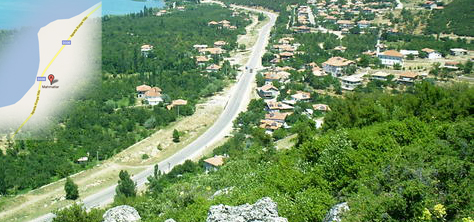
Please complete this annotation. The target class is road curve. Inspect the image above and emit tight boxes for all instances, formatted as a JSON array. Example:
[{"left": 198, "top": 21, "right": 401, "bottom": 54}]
[{"left": 30, "top": 5, "right": 277, "bottom": 222}]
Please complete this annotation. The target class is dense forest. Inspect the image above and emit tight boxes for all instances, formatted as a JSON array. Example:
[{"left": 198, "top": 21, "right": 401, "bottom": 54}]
[
  {"left": 425, "top": 0, "right": 474, "bottom": 37},
  {"left": 0, "top": 5, "right": 247, "bottom": 196},
  {"left": 102, "top": 4, "right": 248, "bottom": 99},
  {"left": 56, "top": 82, "right": 473, "bottom": 222}
]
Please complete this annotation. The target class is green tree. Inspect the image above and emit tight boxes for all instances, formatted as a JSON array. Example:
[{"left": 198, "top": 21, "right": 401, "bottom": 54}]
[
  {"left": 462, "top": 60, "right": 472, "bottom": 74},
  {"left": 53, "top": 204, "right": 104, "bottom": 222},
  {"left": 358, "top": 55, "right": 370, "bottom": 67},
  {"left": 393, "top": 63, "right": 402, "bottom": 70},
  {"left": 429, "top": 62, "right": 441, "bottom": 77},
  {"left": 173, "top": 129, "right": 180, "bottom": 143},
  {"left": 272, "top": 128, "right": 288, "bottom": 140},
  {"left": 116, "top": 170, "right": 136, "bottom": 198},
  {"left": 419, "top": 51, "right": 428, "bottom": 58},
  {"left": 262, "top": 52, "right": 274, "bottom": 66},
  {"left": 64, "top": 177, "right": 79, "bottom": 200},
  {"left": 256, "top": 73, "right": 265, "bottom": 87}
]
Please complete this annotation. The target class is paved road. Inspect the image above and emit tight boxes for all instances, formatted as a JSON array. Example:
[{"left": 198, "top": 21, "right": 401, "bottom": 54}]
[
  {"left": 317, "top": 25, "right": 343, "bottom": 39},
  {"left": 30, "top": 5, "right": 277, "bottom": 222}
]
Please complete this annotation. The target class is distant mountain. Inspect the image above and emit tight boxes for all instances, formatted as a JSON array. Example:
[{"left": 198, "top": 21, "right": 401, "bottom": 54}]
[{"left": 425, "top": 0, "right": 474, "bottom": 36}]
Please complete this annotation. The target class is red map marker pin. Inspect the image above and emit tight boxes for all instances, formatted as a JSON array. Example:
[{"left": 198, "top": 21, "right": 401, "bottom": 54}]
[{"left": 48, "top": 74, "right": 55, "bottom": 85}]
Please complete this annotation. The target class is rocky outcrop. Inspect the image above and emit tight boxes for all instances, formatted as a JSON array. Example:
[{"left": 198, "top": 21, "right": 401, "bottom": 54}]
[
  {"left": 206, "top": 197, "right": 288, "bottom": 222},
  {"left": 323, "top": 202, "right": 350, "bottom": 222},
  {"left": 164, "top": 219, "right": 177, "bottom": 222},
  {"left": 103, "top": 205, "right": 141, "bottom": 222}
]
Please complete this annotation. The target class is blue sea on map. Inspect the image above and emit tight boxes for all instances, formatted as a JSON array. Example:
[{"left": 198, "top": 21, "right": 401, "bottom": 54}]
[
  {"left": 0, "top": 0, "right": 100, "bottom": 108},
  {"left": 102, "top": 0, "right": 165, "bottom": 15}
]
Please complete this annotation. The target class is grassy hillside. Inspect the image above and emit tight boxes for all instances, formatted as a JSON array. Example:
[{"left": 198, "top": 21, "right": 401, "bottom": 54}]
[
  {"left": 425, "top": 0, "right": 474, "bottom": 36},
  {"left": 56, "top": 82, "right": 473, "bottom": 222}
]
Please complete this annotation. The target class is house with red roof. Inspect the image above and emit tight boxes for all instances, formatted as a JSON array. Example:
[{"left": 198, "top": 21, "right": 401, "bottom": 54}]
[{"left": 378, "top": 50, "right": 404, "bottom": 66}]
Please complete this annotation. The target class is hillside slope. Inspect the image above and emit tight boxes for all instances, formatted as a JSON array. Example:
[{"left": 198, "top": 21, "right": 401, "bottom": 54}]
[
  {"left": 425, "top": 0, "right": 474, "bottom": 36},
  {"left": 55, "top": 83, "right": 473, "bottom": 222}
]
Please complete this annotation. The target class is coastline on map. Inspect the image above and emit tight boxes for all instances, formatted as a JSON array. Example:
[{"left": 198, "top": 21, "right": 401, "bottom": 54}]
[
  {"left": 0, "top": 0, "right": 100, "bottom": 108},
  {"left": 0, "top": 3, "right": 101, "bottom": 139}
]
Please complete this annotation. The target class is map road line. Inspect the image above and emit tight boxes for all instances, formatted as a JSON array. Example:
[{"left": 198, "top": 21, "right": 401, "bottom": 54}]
[{"left": 12, "top": 4, "right": 102, "bottom": 140}]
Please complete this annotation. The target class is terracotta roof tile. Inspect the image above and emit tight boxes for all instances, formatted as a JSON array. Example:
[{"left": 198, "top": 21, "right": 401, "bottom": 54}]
[{"left": 381, "top": 50, "right": 403, "bottom": 57}]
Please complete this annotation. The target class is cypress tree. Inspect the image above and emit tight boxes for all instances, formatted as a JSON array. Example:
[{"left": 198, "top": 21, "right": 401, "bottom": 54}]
[
  {"left": 65, "top": 177, "right": 79, "bottom": 200},
  {"left": 116, "top": 170, "right": 136, "bottom": 198}
]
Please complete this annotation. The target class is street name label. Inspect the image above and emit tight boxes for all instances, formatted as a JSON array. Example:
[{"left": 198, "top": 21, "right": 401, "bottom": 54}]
[{"left": 42, "top": 85, "right": 59, "bottom": 89}]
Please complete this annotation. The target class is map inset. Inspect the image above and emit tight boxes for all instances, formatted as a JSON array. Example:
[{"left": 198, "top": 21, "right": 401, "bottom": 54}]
[{"left": 0, "top": 1, "right": 101, "bottom": 139}]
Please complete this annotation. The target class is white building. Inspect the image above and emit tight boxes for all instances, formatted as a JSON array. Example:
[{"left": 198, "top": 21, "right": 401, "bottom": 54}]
[
  {"left": 378, "top": 50, "right": 403, "bottom": 66},
  {"left": 322, "top": 57, "right": 355, "bottom": 77},
  {"left": 193, "top": 44, "right": 208, "bottom": 51},
  {"left": 422, "top": 48, "right": 442, "bottom": 60},
  {"left": 141, "top": 44, "right": 154, "bottom": 57},
  {"left": 400, "top": 50, "right": 419, "bottom": 58},
  {"left": 357, "top": 20, "right": 371, "bottom": 29},
  {"left": 144, "top": 87, "right": 163, "bottom": 105},
  {"left": 257, "top": 84, "right": 279, "bottom": 99},
  {"left": 371, "top": 72, "right": 391, "bottom": 81},
  {"left": 136, "top": 85, "right": 163, "bottom": 105},
  {"left": 450, "top": 48, "right": 468, "bottom": 56},
  {"left": 340, "top": 75, "right": 363, "bottom": 90}
]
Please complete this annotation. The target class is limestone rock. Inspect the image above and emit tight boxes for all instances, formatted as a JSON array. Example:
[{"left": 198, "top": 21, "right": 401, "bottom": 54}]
[
  {"left": 103, "top": 205, "right": 141, "bottom": 222},
  {"left": 206, "top": 197, "right": 288, "bottom": 222},
  {"left": 323, "top": 202, "right": 350, "bottom": 222}
]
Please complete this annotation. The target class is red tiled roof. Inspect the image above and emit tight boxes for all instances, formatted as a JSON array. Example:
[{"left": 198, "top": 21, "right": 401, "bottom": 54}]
[
  {"left": 399, "top": 71, "right": 418, "bottom": 78},
  {"left": 323, "top": 57, "right": 354, "bottom": 67},
  {"left": 172, "top": 99, "right": 188, "bottom": 106},
  {"left": 265, "top": 112, "right": 288, "bottom": 121},
  {"left": 313, "top": 104, "right": 331, "bottom": 111},
  {"left": 381, "top": 50, "right": 403, "bottom": 57},
  {"left": 204, "top": 156, "right": 225, "bottom": 167},
  {"left": 261, "top": 84, "right": 278, "bottom": 91},
  {"left": 136, "top": 84, "right": 151, "bottom": 92}
]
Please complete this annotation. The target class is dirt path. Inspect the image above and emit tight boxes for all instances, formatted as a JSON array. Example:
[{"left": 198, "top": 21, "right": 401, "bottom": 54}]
[{"left": 0, "top": 7, "right": 272, "bottom": 222}]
